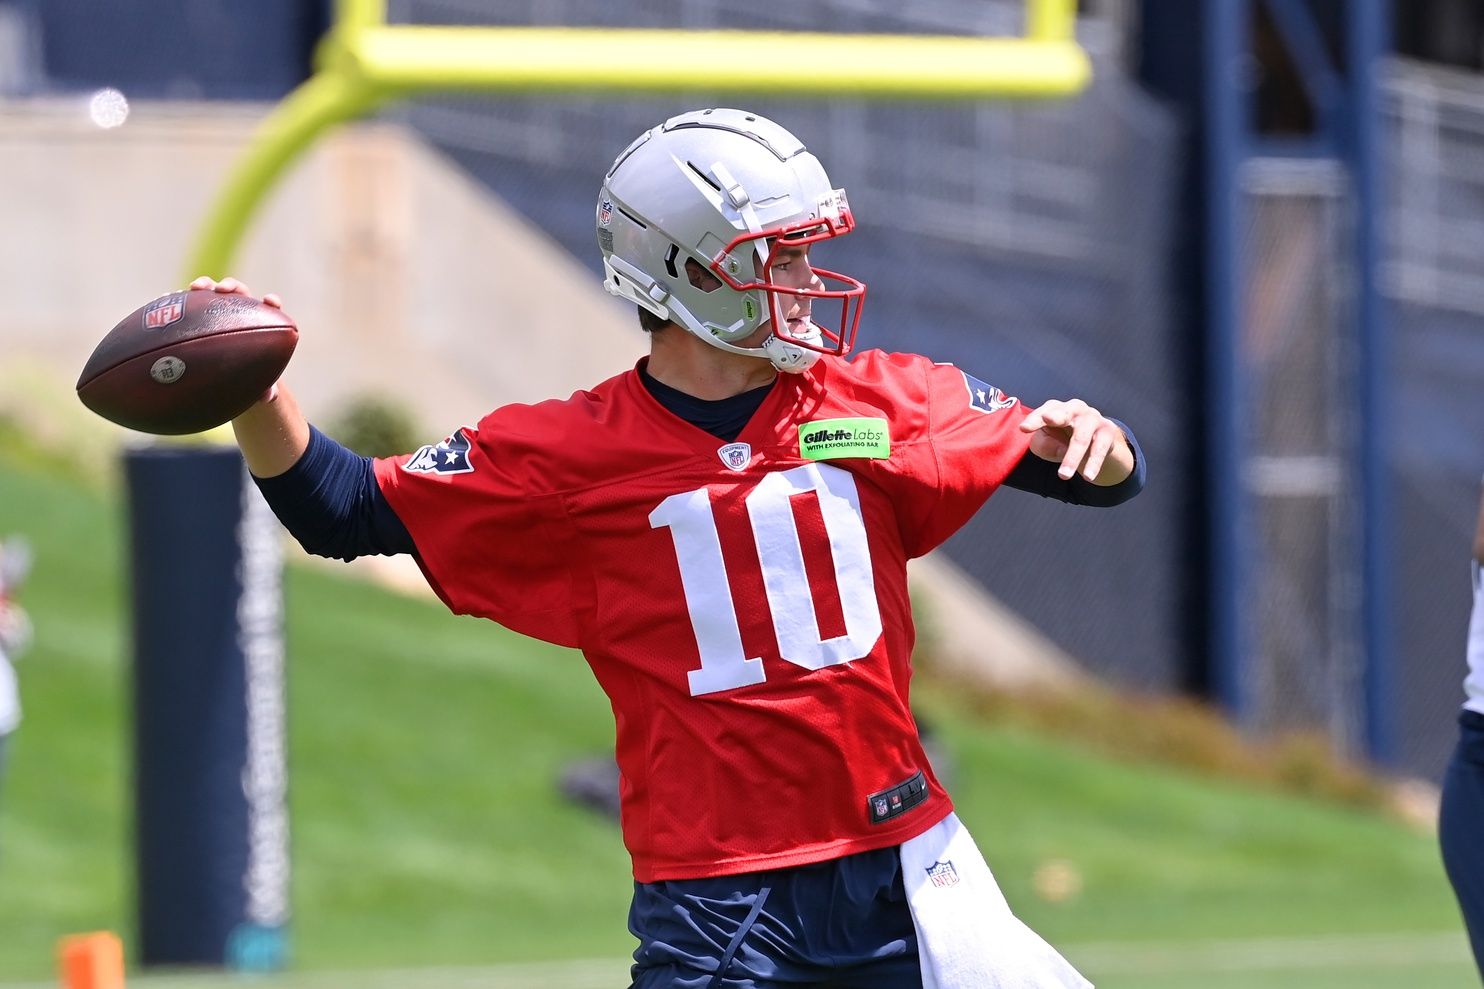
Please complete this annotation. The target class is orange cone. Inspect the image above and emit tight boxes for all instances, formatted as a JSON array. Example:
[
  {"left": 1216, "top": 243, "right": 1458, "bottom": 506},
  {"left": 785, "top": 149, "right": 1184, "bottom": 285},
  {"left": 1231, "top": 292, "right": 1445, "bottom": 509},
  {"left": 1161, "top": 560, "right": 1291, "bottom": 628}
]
[{"left": 57, "top": 932, "right": 125, "bottom": 989}]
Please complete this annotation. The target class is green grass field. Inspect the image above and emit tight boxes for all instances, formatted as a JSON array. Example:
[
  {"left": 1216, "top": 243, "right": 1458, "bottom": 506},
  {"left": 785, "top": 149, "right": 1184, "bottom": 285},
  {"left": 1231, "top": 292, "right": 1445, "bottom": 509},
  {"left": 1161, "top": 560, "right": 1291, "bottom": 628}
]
[{"left": 0, "top": 449, "right": 1475, "bottom": 987}]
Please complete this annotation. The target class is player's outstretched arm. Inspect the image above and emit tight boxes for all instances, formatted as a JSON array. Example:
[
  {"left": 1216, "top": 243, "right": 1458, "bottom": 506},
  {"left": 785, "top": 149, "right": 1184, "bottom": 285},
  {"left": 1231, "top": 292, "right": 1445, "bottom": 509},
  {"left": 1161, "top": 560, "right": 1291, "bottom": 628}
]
[
  {"left": 233, "top": 380, "right": 310, "bottom": 479},
  {"left": 189, "top": 276, "right": 414, "bottom": 561},
  {"left": 1019, "top": 398, "right": 1136, "bottom": 486},
  {"left": 187, "top": 276, "right": 311, "bottom": 478}
]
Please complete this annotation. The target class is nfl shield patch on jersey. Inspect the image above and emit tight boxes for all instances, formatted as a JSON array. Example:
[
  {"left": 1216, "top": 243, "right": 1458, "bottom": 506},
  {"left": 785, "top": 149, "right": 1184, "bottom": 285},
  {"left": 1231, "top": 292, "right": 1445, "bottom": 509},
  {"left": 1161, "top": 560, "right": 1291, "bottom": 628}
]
[
  {"left": 402, "top": 428, "right": 475, "bottom": 475},
  {"left": 717, "top": 442, "right": 752, "bottom": 472}
]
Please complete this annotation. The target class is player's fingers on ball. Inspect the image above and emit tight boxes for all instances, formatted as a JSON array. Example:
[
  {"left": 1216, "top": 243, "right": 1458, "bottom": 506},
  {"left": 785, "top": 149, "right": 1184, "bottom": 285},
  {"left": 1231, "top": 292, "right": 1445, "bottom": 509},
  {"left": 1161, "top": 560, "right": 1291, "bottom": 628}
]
[
  {"left": 263, "top": 292, "right": 283, "bottom": 309},
  {"left": 189, "top": 276, "right": 216, "bottom": 290}
]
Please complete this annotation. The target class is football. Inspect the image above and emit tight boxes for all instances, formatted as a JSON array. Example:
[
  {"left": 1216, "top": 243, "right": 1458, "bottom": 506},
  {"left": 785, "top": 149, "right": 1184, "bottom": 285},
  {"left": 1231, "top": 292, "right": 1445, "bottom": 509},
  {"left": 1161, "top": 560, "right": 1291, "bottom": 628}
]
[{"left": 76, "top": 290, "right": 298, "bottom": 435}]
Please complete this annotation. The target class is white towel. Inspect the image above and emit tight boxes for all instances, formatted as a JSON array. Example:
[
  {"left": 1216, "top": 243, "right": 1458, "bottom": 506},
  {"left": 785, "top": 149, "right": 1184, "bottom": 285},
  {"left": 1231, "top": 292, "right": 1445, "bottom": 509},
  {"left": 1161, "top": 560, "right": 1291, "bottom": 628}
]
[{"left": 900, "top": 813, "right": 1093, "bottom": 989}]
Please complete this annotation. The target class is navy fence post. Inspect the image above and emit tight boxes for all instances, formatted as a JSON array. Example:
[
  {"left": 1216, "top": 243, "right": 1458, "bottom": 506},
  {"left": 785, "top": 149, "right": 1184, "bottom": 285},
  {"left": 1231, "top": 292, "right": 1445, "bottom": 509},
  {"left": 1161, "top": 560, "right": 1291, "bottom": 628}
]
[
  {"left": 1348, "top": 0, "right": 1395, "bottom": 765},
  {"left": 125, "top": 446, "right": 289, "bottom": 970},
  {"left": 1203, "top": 0, "right": 1250, "bottom": 721}
]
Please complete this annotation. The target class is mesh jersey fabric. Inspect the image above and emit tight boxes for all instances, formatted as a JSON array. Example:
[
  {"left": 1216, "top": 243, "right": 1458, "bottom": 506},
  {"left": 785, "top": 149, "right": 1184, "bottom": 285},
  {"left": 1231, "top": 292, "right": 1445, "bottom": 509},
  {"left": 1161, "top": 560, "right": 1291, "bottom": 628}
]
[{"left": 374, "top": 350, "right": 1033, "bottom": 881}]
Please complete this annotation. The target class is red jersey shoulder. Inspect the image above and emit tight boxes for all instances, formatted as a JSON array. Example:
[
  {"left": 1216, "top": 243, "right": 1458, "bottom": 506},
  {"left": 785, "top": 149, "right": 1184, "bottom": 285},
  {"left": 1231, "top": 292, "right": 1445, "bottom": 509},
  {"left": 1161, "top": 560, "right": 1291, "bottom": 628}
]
[
  {"left": 809, "top": 350, "right": 1023, "bottom": 436},
  {"left": 820, "top": 350, "right": 1021, "bottom": 419},
  {"left": 808, "top": 350, "right": 936, "bottom": 436},
  {"left": 457, "top": 372, "right": 627, "bottom": 493},
  {"left": 427, "top": 368, "right": 707, "bottom": 495},
  {"left": 381, "top": 373, "right": 624, "bottom": 496}
]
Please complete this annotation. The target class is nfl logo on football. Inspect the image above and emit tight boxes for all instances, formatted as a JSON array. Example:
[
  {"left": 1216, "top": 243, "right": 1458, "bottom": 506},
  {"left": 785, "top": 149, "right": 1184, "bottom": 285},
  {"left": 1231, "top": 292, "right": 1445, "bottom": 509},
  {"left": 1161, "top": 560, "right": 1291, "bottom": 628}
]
[
  {"left": 143, "top": 295, "right": 186, "bottom": 330},
  {"left": 926, "top": 860, "right": 960, "bottom": 888}
]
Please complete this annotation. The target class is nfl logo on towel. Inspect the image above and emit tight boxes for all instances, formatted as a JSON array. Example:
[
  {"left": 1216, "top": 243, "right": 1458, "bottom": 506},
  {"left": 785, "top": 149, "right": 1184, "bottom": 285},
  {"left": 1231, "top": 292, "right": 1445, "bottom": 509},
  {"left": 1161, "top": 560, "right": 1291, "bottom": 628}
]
[{"left": 926, "top": 860, "right": 960, "bottom": 888}]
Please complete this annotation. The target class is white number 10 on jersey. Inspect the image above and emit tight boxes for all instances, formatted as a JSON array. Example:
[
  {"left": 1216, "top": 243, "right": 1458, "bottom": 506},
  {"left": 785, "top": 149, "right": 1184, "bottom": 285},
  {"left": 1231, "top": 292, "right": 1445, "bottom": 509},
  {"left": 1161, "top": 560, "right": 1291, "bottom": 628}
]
[{"left": 649, "top": 463, "right": 884, "bottom": 696}]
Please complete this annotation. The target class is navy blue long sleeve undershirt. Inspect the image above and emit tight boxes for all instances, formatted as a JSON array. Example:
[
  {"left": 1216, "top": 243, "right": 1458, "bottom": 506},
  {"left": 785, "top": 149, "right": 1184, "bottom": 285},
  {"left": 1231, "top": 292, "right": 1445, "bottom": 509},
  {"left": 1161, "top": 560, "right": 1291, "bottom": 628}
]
[
  {"left": 253, "top": 389, "right": 1145, "bottom": 561},
  {"left": 252, "top": 425, "right": 415, "bottom": 561}
]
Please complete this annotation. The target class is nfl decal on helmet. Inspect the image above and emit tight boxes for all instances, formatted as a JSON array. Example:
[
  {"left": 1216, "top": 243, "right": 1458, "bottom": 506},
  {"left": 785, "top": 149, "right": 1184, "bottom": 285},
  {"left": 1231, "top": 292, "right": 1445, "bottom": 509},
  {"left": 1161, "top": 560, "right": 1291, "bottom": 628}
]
[{"left": 596, "top": 108, "right": 866, "bottom": 373}]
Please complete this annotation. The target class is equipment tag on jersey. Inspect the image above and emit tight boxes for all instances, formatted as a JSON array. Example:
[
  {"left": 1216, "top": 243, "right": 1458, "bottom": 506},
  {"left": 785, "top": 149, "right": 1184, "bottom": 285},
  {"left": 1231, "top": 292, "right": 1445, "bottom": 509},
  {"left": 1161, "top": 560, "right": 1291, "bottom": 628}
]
[
  {"left": 867, "top": 770, "right": 928, "bottom": 825},
  {"left": 798, "top": 417, "right": 890, "bottom": 461}
]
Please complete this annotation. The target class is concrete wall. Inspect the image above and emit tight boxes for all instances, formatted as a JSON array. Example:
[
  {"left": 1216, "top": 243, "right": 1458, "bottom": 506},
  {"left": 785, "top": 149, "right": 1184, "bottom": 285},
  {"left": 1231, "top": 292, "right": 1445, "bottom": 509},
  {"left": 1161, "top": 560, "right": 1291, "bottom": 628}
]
[{"left": 0, "top": 98, "right": 647, "bottom": 436}]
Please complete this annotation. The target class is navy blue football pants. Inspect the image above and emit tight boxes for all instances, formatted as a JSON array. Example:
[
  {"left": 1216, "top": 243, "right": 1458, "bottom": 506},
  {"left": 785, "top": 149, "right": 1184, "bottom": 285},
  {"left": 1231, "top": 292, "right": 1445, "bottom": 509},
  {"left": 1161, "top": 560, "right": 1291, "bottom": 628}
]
[
  {"left": 628, "top": 845, "right": 923, "bottom": 989},
  {"left": 1442, "top": 709, "right": 1484, "bottom": 980}
]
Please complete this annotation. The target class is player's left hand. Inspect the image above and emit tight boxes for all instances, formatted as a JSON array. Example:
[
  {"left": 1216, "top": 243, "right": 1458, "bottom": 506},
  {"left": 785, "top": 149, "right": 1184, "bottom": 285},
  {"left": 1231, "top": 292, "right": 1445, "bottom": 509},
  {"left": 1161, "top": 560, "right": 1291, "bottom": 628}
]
[{"left": 1019, "top": 399, "right": 1134, "bottom": 484}]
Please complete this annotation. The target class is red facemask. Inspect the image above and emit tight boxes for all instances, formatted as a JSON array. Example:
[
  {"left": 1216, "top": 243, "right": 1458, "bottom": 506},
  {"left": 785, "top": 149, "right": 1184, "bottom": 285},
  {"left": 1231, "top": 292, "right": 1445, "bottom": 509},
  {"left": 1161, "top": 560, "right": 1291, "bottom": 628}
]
[{"left": 708, "top": 200, "right": 866, "bottom": 358}]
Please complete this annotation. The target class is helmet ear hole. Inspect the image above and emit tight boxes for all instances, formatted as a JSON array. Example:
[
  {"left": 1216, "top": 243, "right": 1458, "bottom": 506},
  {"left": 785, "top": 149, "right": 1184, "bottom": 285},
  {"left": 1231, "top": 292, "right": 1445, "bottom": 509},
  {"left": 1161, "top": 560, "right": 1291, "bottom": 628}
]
[{"left": 684, "top": 258, "right": 723, "bottom": 294}]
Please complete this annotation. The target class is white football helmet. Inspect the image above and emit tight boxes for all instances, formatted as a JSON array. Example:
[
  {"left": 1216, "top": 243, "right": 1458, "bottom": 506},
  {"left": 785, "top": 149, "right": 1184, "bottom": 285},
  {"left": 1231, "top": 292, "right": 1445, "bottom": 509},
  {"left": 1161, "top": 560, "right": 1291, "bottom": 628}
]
[{"left": 597, "top": 109, "right": 866, "bottom": 373}]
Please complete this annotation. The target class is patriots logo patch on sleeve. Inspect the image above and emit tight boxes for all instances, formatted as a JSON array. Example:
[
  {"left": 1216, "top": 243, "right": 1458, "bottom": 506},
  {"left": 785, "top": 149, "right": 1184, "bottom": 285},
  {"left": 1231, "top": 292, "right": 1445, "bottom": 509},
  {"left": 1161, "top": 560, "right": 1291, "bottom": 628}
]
[
  {"left": 402, "top": 428, "right": 475, "bottom": 475},
  {"left": 961, "top": 371, "right": 1017, "bottom": 415}
]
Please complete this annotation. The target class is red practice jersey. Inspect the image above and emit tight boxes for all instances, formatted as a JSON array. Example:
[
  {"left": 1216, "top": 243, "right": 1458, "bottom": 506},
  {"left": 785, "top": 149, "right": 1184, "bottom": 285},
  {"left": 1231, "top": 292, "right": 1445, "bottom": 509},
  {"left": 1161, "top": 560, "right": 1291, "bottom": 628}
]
[{"left": 374, "top": 350, "right": 1033, "bottom": 882}]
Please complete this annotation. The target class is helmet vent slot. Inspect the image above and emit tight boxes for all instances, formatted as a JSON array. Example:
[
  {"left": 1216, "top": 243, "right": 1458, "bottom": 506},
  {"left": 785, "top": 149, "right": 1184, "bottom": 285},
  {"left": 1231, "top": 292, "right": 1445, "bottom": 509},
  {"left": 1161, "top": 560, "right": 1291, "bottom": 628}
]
[
  {"left": 664, "top": 244, "right": 681, "bottom": 279},
  {"left": 686, "top": 161, "right": 723, "bottom": 192},
  {"left": 613, "top": 204, "right": 647, "bottom": 228}
]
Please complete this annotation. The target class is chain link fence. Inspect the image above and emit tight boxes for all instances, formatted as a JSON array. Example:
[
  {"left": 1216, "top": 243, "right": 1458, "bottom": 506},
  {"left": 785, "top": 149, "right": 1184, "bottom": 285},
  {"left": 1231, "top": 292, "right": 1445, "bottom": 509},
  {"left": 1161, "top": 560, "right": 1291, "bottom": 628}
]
[
  {"left": 1381, "top": 59, "right": 1484, "bottom": 778},
  {"left": 1238, "top": 159, "right": 1366, "bottom": 752}
]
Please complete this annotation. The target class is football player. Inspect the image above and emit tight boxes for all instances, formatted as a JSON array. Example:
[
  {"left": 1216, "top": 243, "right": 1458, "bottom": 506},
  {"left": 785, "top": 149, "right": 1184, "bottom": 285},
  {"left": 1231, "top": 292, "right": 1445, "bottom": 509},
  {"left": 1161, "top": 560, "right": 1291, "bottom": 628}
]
[
  {"left": 208, "top": 108, "right": 1145, "bottom": 988},
  {"left": 1441, "top": 477, "right": 1484, "bottom": 980}
]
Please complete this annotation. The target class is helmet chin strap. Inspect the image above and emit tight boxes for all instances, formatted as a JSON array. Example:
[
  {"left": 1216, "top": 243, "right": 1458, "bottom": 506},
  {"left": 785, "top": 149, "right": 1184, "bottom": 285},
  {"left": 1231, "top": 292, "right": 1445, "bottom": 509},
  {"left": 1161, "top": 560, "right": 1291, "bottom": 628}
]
[
  {"left": 759, "top": 325, "right": 822, "bottom": 373},
  {"left": 663, "top": 294, "right": 822, "bottom": 373},
  {"left": 694, "top": 325, "right": 821, "bottom": 373}
]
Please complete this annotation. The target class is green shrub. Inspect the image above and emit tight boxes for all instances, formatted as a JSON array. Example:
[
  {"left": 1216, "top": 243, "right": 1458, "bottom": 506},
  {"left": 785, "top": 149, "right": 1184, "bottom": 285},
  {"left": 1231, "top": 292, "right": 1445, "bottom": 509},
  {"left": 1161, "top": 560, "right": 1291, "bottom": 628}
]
[{"left": 324, "top": 393, "right": 421, "bottom": 458}]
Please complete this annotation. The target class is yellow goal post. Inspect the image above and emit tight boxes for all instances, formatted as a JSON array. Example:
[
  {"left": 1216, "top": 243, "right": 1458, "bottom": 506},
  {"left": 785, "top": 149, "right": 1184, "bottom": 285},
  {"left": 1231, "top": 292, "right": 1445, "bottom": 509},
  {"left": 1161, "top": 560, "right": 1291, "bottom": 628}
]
[{"left": 184, "top": 0, "right": 1090, "bottom": 280}]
